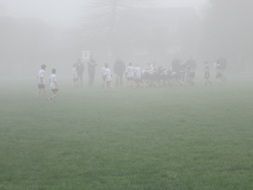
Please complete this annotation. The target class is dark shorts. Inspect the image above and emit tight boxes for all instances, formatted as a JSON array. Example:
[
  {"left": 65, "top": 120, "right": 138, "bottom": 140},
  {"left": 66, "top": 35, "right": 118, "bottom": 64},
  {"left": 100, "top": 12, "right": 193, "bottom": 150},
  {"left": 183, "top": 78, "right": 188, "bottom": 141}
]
[
  {"left": 52, "top": 89, "right": 59, "bottom": 93},
  {"left": 38, "top": 84, "right": 45, "bottom": 89},
  {"left": 134, "top": 78, "right": 142, "bottom": 83},
  {"left": 127, "top": 77, "right": 133, "bottom": 81}
]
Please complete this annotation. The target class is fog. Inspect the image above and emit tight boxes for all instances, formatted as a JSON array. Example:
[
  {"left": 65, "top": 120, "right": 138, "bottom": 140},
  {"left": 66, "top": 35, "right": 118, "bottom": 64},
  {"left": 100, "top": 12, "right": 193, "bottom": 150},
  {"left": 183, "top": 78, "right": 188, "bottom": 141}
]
[{"left": 0, "top": 0, "right": 252, "bottom": 81}]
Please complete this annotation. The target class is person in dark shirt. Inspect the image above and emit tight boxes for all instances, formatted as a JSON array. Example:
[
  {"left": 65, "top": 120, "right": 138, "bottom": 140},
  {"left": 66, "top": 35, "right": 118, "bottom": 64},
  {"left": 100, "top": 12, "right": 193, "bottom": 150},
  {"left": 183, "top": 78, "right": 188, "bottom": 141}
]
[
  {"left": 76, "top": 59, "right": 85, "bottom": 87},
  {"left": 87, "top": 58, "right": 97, "bottom": 87},
  {"left": 113, "top": 59, "right": 126, "bottom": 87}
]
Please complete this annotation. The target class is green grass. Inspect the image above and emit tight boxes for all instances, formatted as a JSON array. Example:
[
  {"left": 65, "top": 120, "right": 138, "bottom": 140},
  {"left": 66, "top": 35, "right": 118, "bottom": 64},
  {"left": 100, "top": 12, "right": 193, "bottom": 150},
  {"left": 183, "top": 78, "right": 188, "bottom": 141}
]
[{"left": 0, "top": 83, "right": 253, "bottom": 190}]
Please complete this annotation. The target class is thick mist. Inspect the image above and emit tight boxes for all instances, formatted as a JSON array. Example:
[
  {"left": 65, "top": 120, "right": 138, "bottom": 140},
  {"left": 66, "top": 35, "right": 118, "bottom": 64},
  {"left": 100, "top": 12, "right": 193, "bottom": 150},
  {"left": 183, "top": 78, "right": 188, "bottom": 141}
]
[
  {"left": 0, "top": 0, "right": 252, "bottom": 80},
  {"left": 1, "top": 2, "right": 253, "bottom": 189}
]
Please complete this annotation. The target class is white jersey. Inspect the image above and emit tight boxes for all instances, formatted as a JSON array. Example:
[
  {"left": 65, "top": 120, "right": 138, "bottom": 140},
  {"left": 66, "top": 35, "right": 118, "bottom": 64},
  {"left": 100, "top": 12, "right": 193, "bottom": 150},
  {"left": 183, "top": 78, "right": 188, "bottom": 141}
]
[
  {"left": 147, "top": 64, "right": 154, "bottom": 74},
  {"left": 126, "top": 66, "right": 135, "bottom": 78},
  {"left": 134, "top": 67, "right": 142, "bottom": 79},
  {"left": 49, "top": 74, "right": 57, "bottom": 90},
  {"left": 104, "top": 68, "right": 112, "bottom": 82},
  {"left": 38, "top": 69, "right": 46, "bottom": 85}
]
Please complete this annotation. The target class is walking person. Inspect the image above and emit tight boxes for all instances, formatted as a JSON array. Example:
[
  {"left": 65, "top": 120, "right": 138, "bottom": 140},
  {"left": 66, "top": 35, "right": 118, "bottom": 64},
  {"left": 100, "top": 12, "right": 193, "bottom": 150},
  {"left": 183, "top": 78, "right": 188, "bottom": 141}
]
[
  {"left": 37, "top": 64, "right": 47, "bottom": 96},
  {"left": 48, "top": 68, "right": 59, "bottom": 101}
]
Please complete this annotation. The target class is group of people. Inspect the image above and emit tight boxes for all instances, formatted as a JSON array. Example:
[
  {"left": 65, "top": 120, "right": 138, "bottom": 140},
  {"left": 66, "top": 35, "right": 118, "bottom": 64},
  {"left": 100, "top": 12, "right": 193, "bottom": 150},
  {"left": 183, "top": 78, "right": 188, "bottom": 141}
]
[
  {"left": 72, "top": 58, "right": 98, "bottom": 87},
  {"left": 37, "top": 57, "right": 227, "bottom": 99},
  {"left": 37, "top": 64, "right": 58, "bottom": 100},
  {"left": 72, "top": 58, "right": 195, "bottom": 88},
  {"left": 204, "top": 58, "right": 227, "bottom": 86},
  {"left": 98, "top": 58, "right": 227, "bottom": 88}
]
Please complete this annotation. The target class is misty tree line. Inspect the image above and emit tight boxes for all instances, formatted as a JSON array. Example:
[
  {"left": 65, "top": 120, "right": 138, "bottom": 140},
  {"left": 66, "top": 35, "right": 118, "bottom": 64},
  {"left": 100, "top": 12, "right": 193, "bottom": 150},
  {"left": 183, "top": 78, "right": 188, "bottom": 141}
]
[
  {"left": 203, "top": 0, "right": 253, "bottom": 68},
  {"left": 83, "top": 0, "right": 253, "bottom": 69},
  {"left": 0, "top": 0, "right": 252, "bottom": 76},
  {"left": 83, "top": 0, "right": 200, "bottom": 64}
]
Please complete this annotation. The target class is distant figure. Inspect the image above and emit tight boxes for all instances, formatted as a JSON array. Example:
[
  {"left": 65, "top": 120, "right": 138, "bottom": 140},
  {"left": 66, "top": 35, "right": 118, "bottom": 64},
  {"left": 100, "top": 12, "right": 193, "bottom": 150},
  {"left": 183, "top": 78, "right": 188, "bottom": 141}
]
[
  {"left": 133, "top": 65, "right": 142, "bottom": 87},
  {"left": 49, "top": 68, "right": 58, "bottom": 101},
  {"left": 113, "top": 59, "right": 126, "bottom": 87},
  {"left": 101, "top": 63, "right": 108, "bottom": 88},
  {"left": 37, "top": 64, "right": 47, "bottom": 95},
  {"left": 76, "top": 59, "right": 85, "bottom": 87},
  {"left": 142, "top": 63, "right": 154, "bottom": 87},
  {"left": 204, "top": 62, "right": 212, "bottom": 86},
  {"left": 216, "top": 58, "right": 227, "bottom": 82},
  {"left": 87, "top": 58, "right": 97, "bottom": 87},
  {"left": 126, "top": 62, "right": 135, "bottom": 87},
  {"left": 104, "top": 64, "right": 113, "bottom": 88},
  {"left": 171, "top": 59, "right": 182, "bottom": 84},
  {"left": 72, "top": 63, "right": 78, "bottom": 86},
  {"left": 185, "top": 59, "right": 197, "bottom": 85}
]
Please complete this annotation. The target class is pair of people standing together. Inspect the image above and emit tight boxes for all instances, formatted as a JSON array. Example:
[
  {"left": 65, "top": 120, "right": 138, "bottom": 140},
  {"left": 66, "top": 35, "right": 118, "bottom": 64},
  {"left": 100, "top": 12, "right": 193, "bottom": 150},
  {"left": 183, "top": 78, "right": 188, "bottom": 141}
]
[{"left": 38, "top": 64, "right": 58, "bottom": 100}]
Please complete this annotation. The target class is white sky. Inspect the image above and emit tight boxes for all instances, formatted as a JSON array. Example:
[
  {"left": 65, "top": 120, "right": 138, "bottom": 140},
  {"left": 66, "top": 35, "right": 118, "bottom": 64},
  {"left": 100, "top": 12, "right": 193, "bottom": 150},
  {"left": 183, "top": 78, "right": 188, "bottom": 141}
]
[{"left": 0, "top": 0, "right": 208, "bottom": 27}]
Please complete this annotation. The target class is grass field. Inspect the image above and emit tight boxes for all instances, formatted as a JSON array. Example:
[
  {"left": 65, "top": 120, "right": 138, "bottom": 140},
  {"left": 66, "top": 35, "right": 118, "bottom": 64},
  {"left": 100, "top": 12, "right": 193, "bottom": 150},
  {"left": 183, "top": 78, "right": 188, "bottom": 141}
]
[{"left": 0, "top": 83, "right": 253, "bottom": 190}]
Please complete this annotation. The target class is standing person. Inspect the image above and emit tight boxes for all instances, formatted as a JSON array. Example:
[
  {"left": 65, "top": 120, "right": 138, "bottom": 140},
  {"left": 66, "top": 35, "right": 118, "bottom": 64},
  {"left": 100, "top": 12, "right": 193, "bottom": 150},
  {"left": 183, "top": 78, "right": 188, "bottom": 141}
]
[
  {"left": 76, "top": 59, "right": 85, "bottom": 87},
  {"left": 49, "top": 68, "right": 59, "bottom": 101},
  {"left": 215, "top": 60, "right": 222, "bottom": 80},
  {"left": 37, "top": 64, "right": 47, "bottom": 96},
  {"left": 101, "top": 63, "right": 108, "bottom": 88},
  {"left": 204, "top": 62, "right": 212, "bottom": 86},
  {"left": 216, "top": 58, "right": 227, "bottom": 82},
  {"left": 113, "top": 59, "right": 126, "bottom": 87},
  {"left": 171, "top": 59, "right": 182, "bottom": 84},
  {"left": 185, "top": 58, "right": 197, "bottom": 85},
  {"left": 87, "top": 58, "right": 97, "bottom": 87},
  {"left": 104, "top": 64, "right": 113, "bottom": 88},
  {"left": 133, "top": 65, "right": 142, "bottom": 87},
  {"left": 126, "top": 62, "right": 135, "bottom": 87},
  {"left": 72, "top": 63, "right": 78, "bottom": 86}
]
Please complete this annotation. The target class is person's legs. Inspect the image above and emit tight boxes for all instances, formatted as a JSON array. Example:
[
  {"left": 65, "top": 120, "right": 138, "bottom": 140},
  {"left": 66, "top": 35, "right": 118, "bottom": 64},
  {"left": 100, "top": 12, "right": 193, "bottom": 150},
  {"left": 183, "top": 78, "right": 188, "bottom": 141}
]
[
  {"left": 38, "top": 85, "right": 46, "bottom": 96},
  {"left": 79, "top": 74, "right": 84, "bottom": 87},
  {"left": 119, "top": 75, "right": 124, "bottom": 86},
  {"left": 106, "top": 81, "right": 111, "bottom": 88},
  {"left": 49, "top": 89, "right": 58, "bottom": 101},
  {"left": 88, "top": 74, "right": 92, "bottom": 87},
  {"left": 115, "top": 75, "right": 119, "bottom": 87},
  {"left": 91, "top": 72, "right": 95, "bottom": 86}
]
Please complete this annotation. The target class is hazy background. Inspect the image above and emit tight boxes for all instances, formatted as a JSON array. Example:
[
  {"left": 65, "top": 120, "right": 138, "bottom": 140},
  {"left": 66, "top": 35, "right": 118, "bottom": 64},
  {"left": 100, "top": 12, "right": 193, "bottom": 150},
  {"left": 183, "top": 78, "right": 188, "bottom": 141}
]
[{"left": 0, "top": 0, "right": 252, "bottom": 80}]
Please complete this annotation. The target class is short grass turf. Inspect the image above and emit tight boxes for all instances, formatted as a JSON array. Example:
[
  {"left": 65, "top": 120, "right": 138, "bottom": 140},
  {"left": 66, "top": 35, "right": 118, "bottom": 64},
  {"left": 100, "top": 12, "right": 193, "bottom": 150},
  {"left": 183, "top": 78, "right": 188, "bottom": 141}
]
[{"left": 0, "top": 84, "right": 253, "bottom": 190}]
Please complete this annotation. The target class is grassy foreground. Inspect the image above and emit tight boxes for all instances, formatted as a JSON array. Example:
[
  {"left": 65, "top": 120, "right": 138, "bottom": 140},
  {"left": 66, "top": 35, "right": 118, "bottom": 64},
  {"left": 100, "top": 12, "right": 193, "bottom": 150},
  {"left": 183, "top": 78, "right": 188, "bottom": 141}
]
[{"left": 0, "top": 83, "right": 253, "bottom": 190}]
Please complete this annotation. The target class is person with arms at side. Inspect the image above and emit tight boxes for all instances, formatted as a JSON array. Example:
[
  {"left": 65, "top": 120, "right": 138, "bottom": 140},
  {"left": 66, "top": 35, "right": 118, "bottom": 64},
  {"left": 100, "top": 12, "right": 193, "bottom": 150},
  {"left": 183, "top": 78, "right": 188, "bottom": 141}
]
[
  {"left": 49, "top": 68, "right": 59, "bottom": 101},
  {"left": 104, "top": 64, "right": 113, "bottom": 89},
  {"left": 76, "top": 59, "right": 85, "bottom": 87},
  {"left": 113, "top": 59, "right": 126, "bottom": 87},
  {"left": 87, "top": 58, "right": 97, "bottom": 87},
  {"left": 37, "top": 64, "right": 47, "bottom": 96}
]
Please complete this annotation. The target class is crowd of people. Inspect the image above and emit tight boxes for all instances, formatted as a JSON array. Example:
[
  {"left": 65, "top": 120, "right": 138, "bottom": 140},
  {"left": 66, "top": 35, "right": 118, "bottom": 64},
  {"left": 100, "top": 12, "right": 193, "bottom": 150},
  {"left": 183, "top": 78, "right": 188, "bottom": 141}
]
[
  {"left": 37, "top": 57, "right": 227, "bottom": 100},
  {"left": 71, "top": 57, "right": 227, "bottom": 88}
]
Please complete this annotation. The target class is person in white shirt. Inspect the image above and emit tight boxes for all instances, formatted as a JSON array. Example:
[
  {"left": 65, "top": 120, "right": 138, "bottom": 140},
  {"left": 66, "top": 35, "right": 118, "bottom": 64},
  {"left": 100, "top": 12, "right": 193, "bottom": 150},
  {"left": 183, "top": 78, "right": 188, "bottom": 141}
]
[
  {"left": 104, "top": 64, "right": 113, "bottom": 88},
  {"left": 126, "top": 62, "right": 135, "bottom": 87},
  {"left": 101, "top": 63, "right": 108, "bottom": 88},
  {"left": 126, "top": 63, "right": 134, "bottom": 80},
  {"left": 134, "top": 66, "right": 142, "bottom": 87},
  {"left": 37, "top": 64, "right": 47, "bottom": 95},
  {"left": 49, "top": 68, "right": 58, "bottom": 100}
]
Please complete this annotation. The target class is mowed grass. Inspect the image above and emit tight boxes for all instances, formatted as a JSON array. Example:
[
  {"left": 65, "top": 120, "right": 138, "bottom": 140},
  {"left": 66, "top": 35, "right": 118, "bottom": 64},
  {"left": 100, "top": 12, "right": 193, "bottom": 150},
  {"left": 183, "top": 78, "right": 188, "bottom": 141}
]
[{"left": 0, "top": 83, "right": 253, "bottom": 190}]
